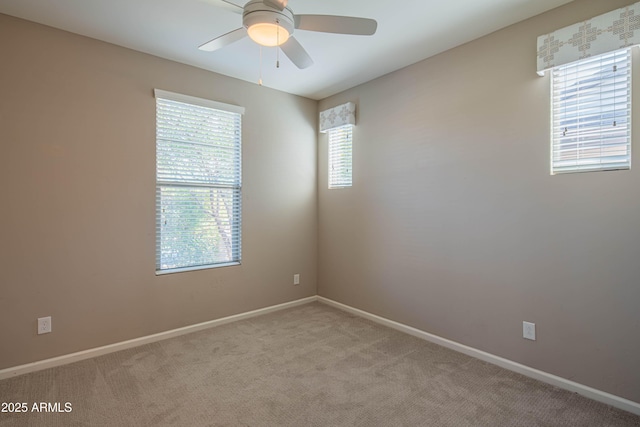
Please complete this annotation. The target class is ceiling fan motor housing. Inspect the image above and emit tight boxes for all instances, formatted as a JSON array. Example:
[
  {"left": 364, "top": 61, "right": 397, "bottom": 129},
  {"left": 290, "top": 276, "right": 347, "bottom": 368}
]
[{"left": 243, "top": 0, "right": 295, "bottom": 35}]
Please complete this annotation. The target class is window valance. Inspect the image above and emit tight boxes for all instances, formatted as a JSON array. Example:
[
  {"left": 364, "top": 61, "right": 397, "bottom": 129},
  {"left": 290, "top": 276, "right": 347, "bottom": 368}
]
[
  {"left": 537, "top": 2, "right": 640, "bottom": 75},
  {"left": 319, "top": 102, "right": 356, "bottom": 133}
]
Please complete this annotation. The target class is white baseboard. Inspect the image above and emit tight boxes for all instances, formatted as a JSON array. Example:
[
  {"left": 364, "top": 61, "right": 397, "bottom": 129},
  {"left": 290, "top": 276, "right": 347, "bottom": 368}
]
[
  {"left": 317, "top": 296, "right": 640, "bottom": 416},
  {"left": 0, "top": 296, "right": 318, "bottom": 381}
]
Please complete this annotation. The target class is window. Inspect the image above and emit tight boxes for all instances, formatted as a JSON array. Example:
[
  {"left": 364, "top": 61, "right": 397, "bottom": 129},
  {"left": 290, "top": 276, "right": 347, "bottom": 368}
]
[
  {"left": 328, "top": 125, "right": 353, "bottom": 188},
  {"left": 551, "top": 49, "right": 631, "bottom": 174},
  {"left": 155, "top": 90, "right": 243, "bottom": 274}
]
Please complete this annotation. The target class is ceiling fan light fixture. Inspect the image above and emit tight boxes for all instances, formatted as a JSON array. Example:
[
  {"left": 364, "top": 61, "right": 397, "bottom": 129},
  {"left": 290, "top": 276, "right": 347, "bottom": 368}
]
[
  {"left": 243, "top": 5, "right": 295, "bottom": 47},
  {"left": 201, "top": 0, "right": 376, "bottom": 70},
  {"left": 247, "top": 22, "right": 290, "bottom": 47}
]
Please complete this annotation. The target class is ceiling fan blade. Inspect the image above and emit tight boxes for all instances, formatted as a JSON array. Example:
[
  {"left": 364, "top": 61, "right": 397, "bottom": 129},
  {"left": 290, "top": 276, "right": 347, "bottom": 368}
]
[
  {"left": 199, "top": 27, "right": 247, "bottom": 52},
  {"left": 198, "top": 0, "right": 244, "bottom": 14},
  {"left": 199, "top": 0, "right": 244, "bottom": 13},
  {"left": 263, "top": 0, "right": 288, "bottom": 11},
  {"left": 295, "top": 15, "right": 377, "bottom": 35},
  {"left": 281, "top": 36, "right": 314, "bottom": 69}
]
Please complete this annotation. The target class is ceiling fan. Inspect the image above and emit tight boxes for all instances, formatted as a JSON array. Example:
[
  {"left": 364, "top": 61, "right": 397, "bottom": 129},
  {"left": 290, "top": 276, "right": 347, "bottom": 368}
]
[{"left": 199, "top": 0, "right": 378, "bottom": 69}]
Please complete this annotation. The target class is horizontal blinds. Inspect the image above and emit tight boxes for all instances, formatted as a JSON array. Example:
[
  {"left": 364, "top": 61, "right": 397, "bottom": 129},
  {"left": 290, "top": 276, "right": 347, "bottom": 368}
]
[
  {"left": 551, "top": 49, "right": 631, "bottom": 174},
  {"left": 156, "top": 95, "right": 242, "bottom": 272},
  {"left": 156, "top": 186, "right": 241, "bottom": 270},
  {"left": 157, "top": 99, "right": 241, "bottom": 186},
  {"left": 329, "top": 125, "right": 353, "bottom": 188}
]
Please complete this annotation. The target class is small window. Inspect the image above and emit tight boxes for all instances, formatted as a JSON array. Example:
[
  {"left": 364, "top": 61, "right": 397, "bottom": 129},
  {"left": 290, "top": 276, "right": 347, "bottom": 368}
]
[
  {"left": 328, "top": 125, "right": 353, "bottom": 188},
  {"left": 155, "top": 90, "right": 243, "bottom": 274},
  {"left": 551, "top": 49, "right": 631, "bottom": 174}
]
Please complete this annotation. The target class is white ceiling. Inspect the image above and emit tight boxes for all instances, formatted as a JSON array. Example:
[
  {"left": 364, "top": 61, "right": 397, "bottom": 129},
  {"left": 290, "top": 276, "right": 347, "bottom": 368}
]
[{"left": 0, "top": 0, "right": 573, "bottom": 100}]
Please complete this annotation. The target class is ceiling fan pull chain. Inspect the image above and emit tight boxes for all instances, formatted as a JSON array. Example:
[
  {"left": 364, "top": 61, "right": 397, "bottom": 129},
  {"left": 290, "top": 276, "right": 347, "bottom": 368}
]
[
  {"left": 276, "top": 20, "right": 280, "bottom": 68},
  {"left": 259, "top": 45, "right": 263, "bottom": 85}
]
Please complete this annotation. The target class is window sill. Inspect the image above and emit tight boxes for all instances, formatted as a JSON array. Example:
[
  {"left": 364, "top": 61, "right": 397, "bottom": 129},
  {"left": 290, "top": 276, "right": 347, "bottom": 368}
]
[{"left": 156, "top": 261, "right": 241, "bottom": 276}]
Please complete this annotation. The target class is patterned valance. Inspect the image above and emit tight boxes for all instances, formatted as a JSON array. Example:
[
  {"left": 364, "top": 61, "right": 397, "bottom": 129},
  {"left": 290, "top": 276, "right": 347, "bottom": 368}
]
[
  {"left": 319, "top": 102, "right": 356, "bottom": 133},
  {"left": 537, "top": 2, "right": 640, "bottom": 74}
]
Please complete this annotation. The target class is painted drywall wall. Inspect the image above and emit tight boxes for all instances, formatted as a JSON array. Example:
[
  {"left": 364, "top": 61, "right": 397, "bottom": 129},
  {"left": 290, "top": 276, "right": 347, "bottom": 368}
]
[
  {"left": 0, "top": 14, "right": 317, "bottom": 369},
  {"left": 318, "top": 0, "right": 640, "bottom": 403}
]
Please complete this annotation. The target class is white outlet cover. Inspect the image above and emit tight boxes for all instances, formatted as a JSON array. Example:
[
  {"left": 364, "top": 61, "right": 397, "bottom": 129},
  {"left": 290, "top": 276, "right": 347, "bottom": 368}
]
[
  {"left": 38, "top": 316, "right": 52, "bottom": 334},
  {"left": 523, "top": 321, "right": 536, "bottom": 341},
  {"left": 293, "top": 274, "right": 300, "bottom": 285}
]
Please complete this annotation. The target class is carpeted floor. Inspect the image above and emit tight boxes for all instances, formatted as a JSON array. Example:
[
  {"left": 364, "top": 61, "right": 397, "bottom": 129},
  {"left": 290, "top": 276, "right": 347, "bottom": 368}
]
[{"left": 1, "top": 302, "right": 639, "bottom": 426}]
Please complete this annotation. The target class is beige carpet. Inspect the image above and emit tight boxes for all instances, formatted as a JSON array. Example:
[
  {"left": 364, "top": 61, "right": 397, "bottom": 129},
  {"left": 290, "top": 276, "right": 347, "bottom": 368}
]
[{"left": 1, "top": 302, "right": 639, "bottom": 426}]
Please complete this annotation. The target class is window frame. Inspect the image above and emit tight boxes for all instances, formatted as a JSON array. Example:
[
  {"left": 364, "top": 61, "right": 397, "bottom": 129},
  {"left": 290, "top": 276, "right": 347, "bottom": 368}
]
[
  {"left": 328, "top": 125, "right": 353, "bottom": 189},
  {"left": 154, "top": 89, "right": 243, "bottom": 275},
  {"left": 550, "top": 48, "right": 632, "bottom": 175}
]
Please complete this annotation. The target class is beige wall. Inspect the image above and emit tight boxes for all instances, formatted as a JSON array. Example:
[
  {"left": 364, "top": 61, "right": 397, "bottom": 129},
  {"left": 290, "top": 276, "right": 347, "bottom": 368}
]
[
  {"left": 0, "top": 14, "right": 317, "bottom": 369},
  {"left": 3, "top": 0, "right": 640, "bottom": 405},
  {"left": 318, "top": 0, "right": 640, "bottom": 403}
]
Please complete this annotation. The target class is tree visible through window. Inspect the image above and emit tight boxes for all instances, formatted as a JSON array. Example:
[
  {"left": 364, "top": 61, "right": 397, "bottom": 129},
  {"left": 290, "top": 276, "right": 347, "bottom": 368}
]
[{"left": 155, "top": 90, "right": 242, "bottom": 273}]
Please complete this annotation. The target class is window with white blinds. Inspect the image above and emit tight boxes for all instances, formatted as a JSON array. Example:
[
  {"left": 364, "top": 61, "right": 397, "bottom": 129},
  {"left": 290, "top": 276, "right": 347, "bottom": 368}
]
[
  {"left": 551, "top": 48, "right": 631, "bottom": 174},
  {"left": 328, "top": 125, "right": 353, "bottom": 188},
  {"left": 155, "top": 90, "right": 242, "bottom": 274}
]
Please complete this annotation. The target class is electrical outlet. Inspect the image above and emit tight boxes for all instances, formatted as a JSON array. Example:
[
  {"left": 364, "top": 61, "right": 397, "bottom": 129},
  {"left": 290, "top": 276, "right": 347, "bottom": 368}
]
[
  {"left": 38, "top": 316, "right": 52, "bottom": 335},
  {"left": 293, "top": 274, "right": 300, "bottom": 285},
  {"left": 523, "top": 321, "right": 536, "bottom": 341}
]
